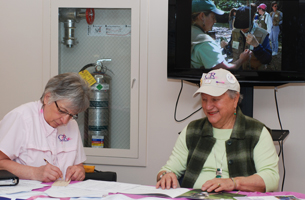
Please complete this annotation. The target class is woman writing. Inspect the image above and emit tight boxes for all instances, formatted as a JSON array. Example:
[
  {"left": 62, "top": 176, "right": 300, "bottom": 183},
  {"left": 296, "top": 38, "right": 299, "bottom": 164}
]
[
  {"left": 156, "top": 68, "right": 279, "bottom": 192},
  {"left": 0, "top": 73, "right": 90, "bottom": 182},
  {"left": 191, "top": 0, "right": 249, "bottom": 69}
]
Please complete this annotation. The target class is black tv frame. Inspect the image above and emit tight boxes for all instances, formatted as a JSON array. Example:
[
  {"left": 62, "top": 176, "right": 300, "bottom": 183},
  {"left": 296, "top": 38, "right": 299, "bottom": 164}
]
[{"left": 167, "top": 0, "right": 305, "bottom": 87}]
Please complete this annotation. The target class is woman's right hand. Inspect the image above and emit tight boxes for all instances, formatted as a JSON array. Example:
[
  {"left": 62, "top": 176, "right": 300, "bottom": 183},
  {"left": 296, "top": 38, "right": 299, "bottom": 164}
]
[
  {"left": 36, "top": 163, "right": 63, "bottom": 182},
  {"left": 239, "top": 49, "right": 252, "bottom": 62},
  {"left": 155, "top": 171, "right": 178, "bottom": 189},
  {"left": 220, "top": 40, "right": 228, "bottom": 48}
]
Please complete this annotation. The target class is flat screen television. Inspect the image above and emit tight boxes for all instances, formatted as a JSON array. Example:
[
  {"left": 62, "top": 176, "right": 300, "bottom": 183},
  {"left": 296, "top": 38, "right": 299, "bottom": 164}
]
[{"left": 167, "top": 0, "right": 305, "bottom": 86}]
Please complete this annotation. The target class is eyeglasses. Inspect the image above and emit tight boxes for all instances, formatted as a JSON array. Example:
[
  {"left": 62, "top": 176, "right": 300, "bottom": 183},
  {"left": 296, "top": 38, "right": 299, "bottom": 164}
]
[
  {"left": 55, "top": 101, "right": 78, "bottom": 120},
  {"left": 273, "top": 5, "right": 277, "bottom": 7}
]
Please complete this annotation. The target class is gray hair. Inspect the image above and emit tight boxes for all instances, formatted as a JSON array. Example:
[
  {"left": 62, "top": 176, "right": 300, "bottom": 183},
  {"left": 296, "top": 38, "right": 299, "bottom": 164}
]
[
  {"left": 40, "top": 72, "right": 91, "bottom": 113},
  {"left": 226, "top": 90, "right": 243, "bottom": 105}
]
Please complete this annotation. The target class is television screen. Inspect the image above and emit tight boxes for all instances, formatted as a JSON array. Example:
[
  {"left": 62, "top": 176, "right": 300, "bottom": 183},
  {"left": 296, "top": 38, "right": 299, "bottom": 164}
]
[{"left": 168, "top": 0, "right": 305, "bottom": 86}]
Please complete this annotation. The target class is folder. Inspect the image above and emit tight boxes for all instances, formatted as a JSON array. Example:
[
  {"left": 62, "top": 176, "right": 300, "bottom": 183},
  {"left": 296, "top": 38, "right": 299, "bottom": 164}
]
[{"left": 0, "top": 170, "right": 19, "bottom": 186}]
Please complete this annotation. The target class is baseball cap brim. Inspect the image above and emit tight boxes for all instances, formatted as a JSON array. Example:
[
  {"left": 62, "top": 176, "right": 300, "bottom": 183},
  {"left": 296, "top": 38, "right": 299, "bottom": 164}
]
[
  {"left": 212, "top": 7, "right": 224, "bottom": 15},
  {"left": 193, "top": 85, "right": 228, "bottom": 97}
]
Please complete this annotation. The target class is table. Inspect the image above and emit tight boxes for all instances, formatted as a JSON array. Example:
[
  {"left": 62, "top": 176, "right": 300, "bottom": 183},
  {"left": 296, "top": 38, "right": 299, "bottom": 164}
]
[{"left": 2, "top": 181, "right": 305, "bottom": 200}]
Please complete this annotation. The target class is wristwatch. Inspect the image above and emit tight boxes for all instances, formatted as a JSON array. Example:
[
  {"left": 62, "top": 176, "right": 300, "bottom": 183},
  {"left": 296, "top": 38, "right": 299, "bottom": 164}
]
[{"left": 157, "top": 170, "right": 172, "bottom": 182}]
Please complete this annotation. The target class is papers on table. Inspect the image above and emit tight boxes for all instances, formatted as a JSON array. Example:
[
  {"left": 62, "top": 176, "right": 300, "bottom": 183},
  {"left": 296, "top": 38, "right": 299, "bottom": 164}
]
[
  {"left": 45, "top": 185, "right": 109, "bottom": 198},
  {"left": 0, "top": 179, "right": 46, "bottom": 195},
  {"left": 0, "top": 179, "right": 302, "bottom": 200},
  {"left": 120, "top": 184, "right": 190, "bottom": 198},
  {"left": 0, "top": 191, "right": 46, "bottom": 199},
  {"left": 44, "top": 179, "right": 190, "bottom": 198},
  {"left": 70, "top": 194, "right": 169, "bottom": 200}
]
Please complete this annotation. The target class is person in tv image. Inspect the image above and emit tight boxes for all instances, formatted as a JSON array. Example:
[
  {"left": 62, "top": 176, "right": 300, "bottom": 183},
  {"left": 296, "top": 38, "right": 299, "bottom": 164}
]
[
  {"left": 270, "top": 1, "right": 283, "bottom": 56},
  {"left": 0, "top": 73, "right": 90, "bottom": 182},
  {"left": 221, "top": 6, "right": 272, "bottom": 70},
  {"left": 228, "top": 8, "right": 237, "bottom": 30},
  {"left": 191, "top": 0, "right": 250, "bottom": 70},
  {"left": 256, "top": 3, "right": 273, "bottom": 34},
  {"left": 156, "top": 68, "right": 279, "bottom": 192}
]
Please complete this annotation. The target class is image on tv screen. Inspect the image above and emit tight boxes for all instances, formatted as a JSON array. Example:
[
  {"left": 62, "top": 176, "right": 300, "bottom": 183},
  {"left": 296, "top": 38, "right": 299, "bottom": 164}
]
[{"left": 190, "top": 0, "right": 284, "bottom": 71}]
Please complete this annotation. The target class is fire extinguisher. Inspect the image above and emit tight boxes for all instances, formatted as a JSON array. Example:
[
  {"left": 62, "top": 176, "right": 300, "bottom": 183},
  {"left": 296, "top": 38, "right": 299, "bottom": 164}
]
[{"left": 79, "top": 59, "right": 112, "bottom": 148}]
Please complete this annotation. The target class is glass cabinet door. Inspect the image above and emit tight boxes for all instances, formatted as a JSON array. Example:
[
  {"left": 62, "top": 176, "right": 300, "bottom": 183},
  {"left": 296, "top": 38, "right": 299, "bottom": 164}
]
[
  {"left": 48, "top": 0, "right": 146, "bottom": 166},
  {"left": 58, "top": 7, "right": 132, "bottom": 150}
]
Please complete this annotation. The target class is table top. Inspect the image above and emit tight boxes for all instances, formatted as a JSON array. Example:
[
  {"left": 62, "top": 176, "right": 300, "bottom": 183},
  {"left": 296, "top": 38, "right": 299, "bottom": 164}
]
[{"left": 2, "top": 180, "right": 305, "bottom": 200}]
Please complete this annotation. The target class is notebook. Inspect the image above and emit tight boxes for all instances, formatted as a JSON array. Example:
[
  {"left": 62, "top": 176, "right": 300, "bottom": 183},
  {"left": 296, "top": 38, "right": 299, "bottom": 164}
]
[{"left": 0, "top": 170, "right": 19, "bottom": 186}]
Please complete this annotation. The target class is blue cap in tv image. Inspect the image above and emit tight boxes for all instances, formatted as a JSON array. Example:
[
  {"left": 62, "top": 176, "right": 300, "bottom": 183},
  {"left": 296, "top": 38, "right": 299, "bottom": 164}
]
[{"left": 192, "top": 0, "right": 224, "bottom": 15}]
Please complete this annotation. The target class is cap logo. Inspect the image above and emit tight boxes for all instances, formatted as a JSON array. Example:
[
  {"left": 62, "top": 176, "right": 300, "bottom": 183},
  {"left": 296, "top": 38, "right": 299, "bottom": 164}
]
[
  {"left": 205, "top": 72, "right": 216, "bottom": 79},
  {"left": 205, "top": 79, "right": 212, "bottom": 84},
  {"left": 226, "top": 73, "right": 236, "bottom": 83}
]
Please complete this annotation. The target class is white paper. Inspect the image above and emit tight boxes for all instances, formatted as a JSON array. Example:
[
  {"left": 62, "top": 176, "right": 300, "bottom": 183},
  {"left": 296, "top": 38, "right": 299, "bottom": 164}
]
[
  {"left": 120, "top": 185, "right": 190, "bottom": 198},
  {"left": 44, "top": 180, "right": 190, "bottom": 198},
  {"left": 69, "top": 179, "right": 139, "bottom": 193},
  {"left": 0, "top": 179, "right": 46, "bottom": 194},
  {"left": 0, "top": 191, "right": 45, "bottom": 199},
  {"left": 45, "top": 185, "right": 108, "bottom": 198},
  {"left": 36, "top": 198, "right": 60, "bottom": 200},
  {"left": 88, "top": 25, "right": 131, "bottom": 37},
  {"left": 70, "top": 180, "right": 190, "bottom": 198}
]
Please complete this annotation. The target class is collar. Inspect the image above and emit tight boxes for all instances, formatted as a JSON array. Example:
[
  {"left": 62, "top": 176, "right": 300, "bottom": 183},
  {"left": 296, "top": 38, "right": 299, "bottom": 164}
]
[
  {"left": 193, "top": 24, "right": 208, "bottom": 34},
  {"left": 38, "top": 101, "right": 57, "bottom": 137}
]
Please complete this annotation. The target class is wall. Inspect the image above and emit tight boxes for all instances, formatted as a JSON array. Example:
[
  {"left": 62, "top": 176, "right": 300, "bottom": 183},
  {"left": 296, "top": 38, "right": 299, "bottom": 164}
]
[
  {"left": 0, "top": 0, "right": 304, "bottom": 194},
  {"left": 254, "top": 85, "right": 305, "bottom": 193},
  {"left": 0, "top": 0, "right": 44, "bottom": 117}
]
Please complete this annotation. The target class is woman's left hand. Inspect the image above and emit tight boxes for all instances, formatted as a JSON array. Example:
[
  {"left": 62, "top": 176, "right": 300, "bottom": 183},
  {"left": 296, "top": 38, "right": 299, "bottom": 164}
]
[
  {"left": 201, "top": 178, "right": 234, "bottom": 192},
  {"left": 65, "top": 163, "right": 85, "bottom": 181}
]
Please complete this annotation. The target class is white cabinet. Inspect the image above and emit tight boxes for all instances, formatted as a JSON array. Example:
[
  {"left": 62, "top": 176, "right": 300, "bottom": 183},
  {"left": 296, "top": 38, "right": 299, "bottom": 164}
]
[{"left": 44, "top": 0, "right": 148, "bottom": 166}]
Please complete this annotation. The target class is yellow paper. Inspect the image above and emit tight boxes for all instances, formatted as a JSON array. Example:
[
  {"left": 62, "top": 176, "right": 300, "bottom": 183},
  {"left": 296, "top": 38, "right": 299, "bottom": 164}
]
[
  {"left": 79, "top": 70, "right": 96, "bottom": 86},
  {"left": 52, "top": 179, "right": 71, "bottom": 187}
]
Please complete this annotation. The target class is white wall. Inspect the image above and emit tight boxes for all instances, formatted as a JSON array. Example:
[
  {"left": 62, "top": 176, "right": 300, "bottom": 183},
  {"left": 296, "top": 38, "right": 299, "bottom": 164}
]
[
  {"left": 0, "top": 0, "right": 44, "bottom": 117},
  {"left": 0, "top": 0, "right": 304, "bottom": 194},
  {"left": 253, "top": 85, "right": 305, "bottom": 193}
]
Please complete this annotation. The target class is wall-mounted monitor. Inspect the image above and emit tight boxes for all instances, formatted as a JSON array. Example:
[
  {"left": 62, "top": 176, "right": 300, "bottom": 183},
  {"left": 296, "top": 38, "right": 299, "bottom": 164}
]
[{"left": 167, "top": 0, "right": 305, "bottom": 86}]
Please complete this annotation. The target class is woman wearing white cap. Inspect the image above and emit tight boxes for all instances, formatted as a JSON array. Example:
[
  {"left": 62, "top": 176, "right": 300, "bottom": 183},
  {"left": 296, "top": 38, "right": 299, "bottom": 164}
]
[
  {"left": 156, "top": 69, "right": 279, "bottom": 192},
  {"left": 191, "top": 0, "right": 250, "bottom": 69}
]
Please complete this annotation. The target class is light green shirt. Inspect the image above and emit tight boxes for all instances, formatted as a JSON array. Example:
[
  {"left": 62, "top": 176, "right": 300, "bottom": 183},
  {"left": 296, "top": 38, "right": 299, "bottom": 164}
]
[
  {"left": 191, "top": 26, "right": 229, "bottom": 69},
  {"left": 161, "top": 126, "right": 279, "bottom": 192}
]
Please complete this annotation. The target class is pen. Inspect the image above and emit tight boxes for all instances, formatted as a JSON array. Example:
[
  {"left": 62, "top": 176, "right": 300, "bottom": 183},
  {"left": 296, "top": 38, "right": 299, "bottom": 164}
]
[{"left": 44, "top": 158, "right": 49, "bottom": 164}]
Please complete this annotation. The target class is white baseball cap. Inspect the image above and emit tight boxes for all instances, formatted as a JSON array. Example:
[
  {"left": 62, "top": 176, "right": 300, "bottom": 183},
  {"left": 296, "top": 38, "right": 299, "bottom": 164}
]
[{"left": 193, "top": 68, "right": 240, "bottom": 97}]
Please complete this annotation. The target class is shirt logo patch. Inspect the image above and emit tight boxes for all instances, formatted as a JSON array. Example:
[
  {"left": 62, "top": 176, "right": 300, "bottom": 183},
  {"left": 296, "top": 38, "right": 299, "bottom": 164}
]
[{"left": 58, "top": 134, "right": 71, "bottom": 142}]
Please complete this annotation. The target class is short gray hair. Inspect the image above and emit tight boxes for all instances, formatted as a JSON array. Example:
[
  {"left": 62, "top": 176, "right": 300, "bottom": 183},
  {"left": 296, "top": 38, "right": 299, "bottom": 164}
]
[
  {"left": 40, "top": 73, "right": 91, "bottom": 113},
  {"left": 226, "top": 90, "right": 243, "bottom": 105}
]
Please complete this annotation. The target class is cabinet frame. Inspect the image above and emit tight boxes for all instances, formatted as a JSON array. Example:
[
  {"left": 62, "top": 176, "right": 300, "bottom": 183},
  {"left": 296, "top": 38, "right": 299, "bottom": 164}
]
[{"left": 43, "top": 0, "right": 148, "bottom": 166}]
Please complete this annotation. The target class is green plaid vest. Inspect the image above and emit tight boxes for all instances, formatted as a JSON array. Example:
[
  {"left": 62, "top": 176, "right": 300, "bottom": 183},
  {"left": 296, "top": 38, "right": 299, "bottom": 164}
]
[{"left": 181, "top": 107, "right": 266, "bottom": 188}]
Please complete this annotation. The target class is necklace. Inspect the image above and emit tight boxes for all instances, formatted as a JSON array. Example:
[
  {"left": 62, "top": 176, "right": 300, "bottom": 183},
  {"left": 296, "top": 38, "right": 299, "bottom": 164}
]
[{"left": 213, "top": 148, "right": 226, "bottom": 178}]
